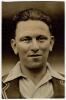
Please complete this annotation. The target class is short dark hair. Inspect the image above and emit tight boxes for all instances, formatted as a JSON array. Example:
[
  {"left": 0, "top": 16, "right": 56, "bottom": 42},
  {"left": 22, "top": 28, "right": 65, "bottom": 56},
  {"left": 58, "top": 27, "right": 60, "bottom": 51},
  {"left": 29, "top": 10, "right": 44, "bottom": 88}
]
[{"left": 12, "top": 8, "right": 53, "bottom": 38}]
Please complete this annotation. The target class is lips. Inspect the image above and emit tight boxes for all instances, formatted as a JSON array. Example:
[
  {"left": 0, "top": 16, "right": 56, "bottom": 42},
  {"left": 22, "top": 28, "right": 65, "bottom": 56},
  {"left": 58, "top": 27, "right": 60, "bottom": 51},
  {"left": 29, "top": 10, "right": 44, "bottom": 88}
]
[{"left": 28, "top": 54, "right": 42, "bottom": 57}]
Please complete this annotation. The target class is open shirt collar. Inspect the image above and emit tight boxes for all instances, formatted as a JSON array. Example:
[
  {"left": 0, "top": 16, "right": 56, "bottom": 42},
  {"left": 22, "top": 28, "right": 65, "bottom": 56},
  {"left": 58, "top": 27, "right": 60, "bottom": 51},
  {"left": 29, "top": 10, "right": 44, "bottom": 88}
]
[{"left": 3, "top": 61, "right": 64, "bottom": 83}]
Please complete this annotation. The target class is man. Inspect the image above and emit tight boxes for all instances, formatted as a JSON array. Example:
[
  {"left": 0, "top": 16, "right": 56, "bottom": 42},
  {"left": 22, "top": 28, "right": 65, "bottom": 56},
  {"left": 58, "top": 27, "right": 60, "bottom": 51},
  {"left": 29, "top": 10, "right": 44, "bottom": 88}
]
[{"left": 2, "top": 8, "right": 64, "bottom": 98}]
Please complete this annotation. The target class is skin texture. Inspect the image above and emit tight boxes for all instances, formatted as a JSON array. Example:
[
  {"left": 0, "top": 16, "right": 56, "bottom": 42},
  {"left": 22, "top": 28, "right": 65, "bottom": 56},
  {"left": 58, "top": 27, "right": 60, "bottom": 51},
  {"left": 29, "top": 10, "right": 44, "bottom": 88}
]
[{"left": 11, "top": 20, "right": 54, "bottom": 84}]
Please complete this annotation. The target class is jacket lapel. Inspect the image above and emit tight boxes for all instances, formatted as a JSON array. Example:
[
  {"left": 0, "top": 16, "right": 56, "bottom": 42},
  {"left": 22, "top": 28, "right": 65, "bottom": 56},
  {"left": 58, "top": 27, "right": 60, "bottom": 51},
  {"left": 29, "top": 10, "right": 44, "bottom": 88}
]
[
  {"left": 3, "top": 78, "right": 22, "bottom": 99},
  {"left": 52, "top": 77, "right": 64, "bottom": 98}
]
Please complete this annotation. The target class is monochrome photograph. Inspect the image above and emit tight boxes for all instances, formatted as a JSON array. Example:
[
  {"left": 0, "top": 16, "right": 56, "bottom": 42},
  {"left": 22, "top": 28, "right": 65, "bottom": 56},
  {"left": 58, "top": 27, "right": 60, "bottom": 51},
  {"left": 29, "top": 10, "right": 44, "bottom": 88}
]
[{"left": 2, "top": 1, "right": 64, "bottom": 98}]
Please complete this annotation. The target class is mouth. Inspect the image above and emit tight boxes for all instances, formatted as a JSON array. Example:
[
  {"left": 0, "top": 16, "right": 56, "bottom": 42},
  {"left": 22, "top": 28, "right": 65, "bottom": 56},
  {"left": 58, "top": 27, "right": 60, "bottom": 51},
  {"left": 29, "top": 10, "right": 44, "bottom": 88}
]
[{"left": 28, "top": 54, "right": 42, "bottom": 57}]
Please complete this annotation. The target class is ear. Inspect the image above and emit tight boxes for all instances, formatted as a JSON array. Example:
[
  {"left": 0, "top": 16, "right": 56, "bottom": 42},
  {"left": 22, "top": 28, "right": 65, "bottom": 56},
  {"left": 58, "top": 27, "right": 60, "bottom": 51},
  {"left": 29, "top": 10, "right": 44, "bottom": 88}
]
[
  {"left": 49, "top": 36, "right": 54, "bottom": 52},
  {"left": 11, "top": 39, "right": 18, "bottom": 55}
]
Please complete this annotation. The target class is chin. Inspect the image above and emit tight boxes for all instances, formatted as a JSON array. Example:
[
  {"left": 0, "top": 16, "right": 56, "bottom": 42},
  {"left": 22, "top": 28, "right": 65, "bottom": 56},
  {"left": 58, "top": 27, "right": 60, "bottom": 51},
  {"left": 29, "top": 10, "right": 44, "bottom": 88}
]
[{"left": 27, "top": 62, "right": 43, "bottom": 69}]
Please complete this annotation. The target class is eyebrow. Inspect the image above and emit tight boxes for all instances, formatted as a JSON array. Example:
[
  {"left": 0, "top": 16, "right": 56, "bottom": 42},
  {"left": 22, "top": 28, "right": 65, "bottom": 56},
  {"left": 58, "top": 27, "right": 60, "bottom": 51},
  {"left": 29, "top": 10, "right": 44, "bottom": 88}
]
[
  {"left": 19, "top": 36, "right": 32, "bottom": 40},
  {"left": 19, "top": 35, "right": 48, "bottom": 40},
  {"left": 36, "top": 35, "right": 48, "bottom": 40}
]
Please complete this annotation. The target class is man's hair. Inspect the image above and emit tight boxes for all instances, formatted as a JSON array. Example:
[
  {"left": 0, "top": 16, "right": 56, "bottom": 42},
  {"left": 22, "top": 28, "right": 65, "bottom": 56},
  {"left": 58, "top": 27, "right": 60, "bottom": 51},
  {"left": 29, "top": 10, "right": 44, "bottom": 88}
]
[{"left": 12, "top": 8, "right": 53, "bottom": 38}]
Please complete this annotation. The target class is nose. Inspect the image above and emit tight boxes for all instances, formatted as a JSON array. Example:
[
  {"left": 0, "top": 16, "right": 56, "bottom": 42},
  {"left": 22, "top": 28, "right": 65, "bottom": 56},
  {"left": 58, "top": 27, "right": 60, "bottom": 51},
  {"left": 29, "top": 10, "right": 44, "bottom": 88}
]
[{"left": 31, "top": 39, "right": 39, "bottom": 53}]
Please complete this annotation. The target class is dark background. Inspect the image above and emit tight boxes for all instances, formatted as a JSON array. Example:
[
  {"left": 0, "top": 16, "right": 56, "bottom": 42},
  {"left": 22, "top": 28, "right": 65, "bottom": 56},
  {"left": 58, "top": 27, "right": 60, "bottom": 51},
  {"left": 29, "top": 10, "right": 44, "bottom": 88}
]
[{"left": 2, "top": 1, "right": 64, "bottom": 75}]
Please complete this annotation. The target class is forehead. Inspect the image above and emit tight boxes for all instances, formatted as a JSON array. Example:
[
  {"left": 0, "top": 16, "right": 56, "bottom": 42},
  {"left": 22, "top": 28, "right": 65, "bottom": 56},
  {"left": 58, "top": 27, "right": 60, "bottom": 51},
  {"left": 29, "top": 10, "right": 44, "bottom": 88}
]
[{"left": 15, "top": 20, "right": 50, "bottom": 37}]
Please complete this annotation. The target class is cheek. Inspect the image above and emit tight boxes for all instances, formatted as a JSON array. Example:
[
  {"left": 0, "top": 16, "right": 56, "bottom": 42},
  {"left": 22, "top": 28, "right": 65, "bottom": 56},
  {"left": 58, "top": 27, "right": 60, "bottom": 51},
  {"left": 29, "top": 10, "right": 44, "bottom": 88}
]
[
  {"left": 40, "top": 41, "right": 51, "bottom": 58},
  {"left": 40, "top": 41, "right": 51, "bottom": 50},
  {"left": 17, "top": 43, "right": 30, "bottom": 55},
  {"left": 41, "top": 43, "right": 50, "bottom": 60}
]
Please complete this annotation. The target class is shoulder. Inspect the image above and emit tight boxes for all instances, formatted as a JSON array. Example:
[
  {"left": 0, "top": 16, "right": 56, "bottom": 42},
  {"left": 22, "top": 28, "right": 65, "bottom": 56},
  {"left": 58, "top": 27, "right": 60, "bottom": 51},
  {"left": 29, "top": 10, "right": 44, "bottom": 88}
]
[
  {"left": 51, "top": 73, "right": 65, "bottom": 98},
  {"left": 2, "top": 74, "right": 19, "bottom": 87},
  {"left": 2, "top": 74, "right": 19, "bottom": 99},
  {"left": 57, "top": 72, "right": 65, "bottom": 85},
  {"left": 2, "top": 74, "right": 8, "bottom": 82},
  {"left": 2, "top": 74, "right": 10, "bottom": 99},
  {"left": 2, "top": 74, "right": 10, "bottom": 88},
  {"left": 2, "top": 74, "right": 9, "bottom": 88},
  {"left": 52, "top": 72, "right": 65, "bottom": 85},
  {"left": 2, "top": 74, "right": 10, "bottom": 92}
]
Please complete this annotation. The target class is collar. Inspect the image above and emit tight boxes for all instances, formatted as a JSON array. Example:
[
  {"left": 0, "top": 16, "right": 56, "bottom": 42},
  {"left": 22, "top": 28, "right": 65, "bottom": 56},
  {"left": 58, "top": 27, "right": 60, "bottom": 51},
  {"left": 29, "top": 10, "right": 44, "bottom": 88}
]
[{"left": 3, "top": 61, "right": 64, "bottom": 83}]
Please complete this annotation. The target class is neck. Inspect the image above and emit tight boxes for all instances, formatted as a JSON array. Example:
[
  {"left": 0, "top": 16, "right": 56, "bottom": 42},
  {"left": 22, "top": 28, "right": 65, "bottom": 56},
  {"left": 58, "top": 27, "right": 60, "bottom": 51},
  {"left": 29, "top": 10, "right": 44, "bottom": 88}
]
[{"left": 20, "top": 63, "right": 47, "bottom": 85}]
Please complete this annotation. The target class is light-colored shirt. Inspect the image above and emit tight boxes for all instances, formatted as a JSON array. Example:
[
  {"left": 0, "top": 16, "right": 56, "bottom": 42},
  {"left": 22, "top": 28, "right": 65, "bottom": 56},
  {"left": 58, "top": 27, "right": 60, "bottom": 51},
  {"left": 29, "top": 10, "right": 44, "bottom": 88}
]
[{"left": 3, "top": 61, "right": 64, "bottom": 98}]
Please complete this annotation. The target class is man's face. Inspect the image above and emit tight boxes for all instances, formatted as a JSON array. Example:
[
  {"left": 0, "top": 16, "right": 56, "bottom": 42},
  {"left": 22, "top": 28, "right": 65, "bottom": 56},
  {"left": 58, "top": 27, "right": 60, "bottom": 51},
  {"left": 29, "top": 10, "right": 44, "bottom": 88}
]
[{"left": 11, "top": 20, "right": 54, "bottom": 69}]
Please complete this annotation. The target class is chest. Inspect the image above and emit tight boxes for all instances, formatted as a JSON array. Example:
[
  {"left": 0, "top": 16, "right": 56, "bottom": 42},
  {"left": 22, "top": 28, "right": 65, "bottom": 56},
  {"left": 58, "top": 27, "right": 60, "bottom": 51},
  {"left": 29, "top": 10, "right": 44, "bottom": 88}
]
[{"left": 2, "top": 78, "right": 64, "bottom": 98}]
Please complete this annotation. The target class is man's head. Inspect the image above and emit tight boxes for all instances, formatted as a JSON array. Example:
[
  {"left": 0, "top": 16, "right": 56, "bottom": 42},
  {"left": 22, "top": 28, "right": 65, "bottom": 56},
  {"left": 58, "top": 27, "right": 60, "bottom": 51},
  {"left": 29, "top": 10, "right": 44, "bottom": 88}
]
[{"left": 11, "top": 8, "right": 54, "bottom": 69}]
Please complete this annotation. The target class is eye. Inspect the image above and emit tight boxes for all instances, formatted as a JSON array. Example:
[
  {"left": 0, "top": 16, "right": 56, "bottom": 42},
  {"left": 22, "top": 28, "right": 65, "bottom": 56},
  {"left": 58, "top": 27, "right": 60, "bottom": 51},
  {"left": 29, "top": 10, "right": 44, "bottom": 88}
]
[
  {"left": 19, "top": 36, "right": 32, "bottom": 43},
  {"left": 37, "top": 35, "right": 48, "bottom": 42}
]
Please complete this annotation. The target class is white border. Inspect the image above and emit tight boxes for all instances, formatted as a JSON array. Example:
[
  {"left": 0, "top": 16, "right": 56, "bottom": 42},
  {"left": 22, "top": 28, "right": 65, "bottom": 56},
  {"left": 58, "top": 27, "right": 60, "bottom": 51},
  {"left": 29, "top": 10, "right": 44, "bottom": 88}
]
[
  {"left": 0, "top": 1, "right": 2, "bottom": 100},
  {"left": 1, "top": 0, "right": 66, "bottom": 2},
  {"left": 64, "top": 0, "right": 66, "bottom": 98},
  {"left": 0, "top": 0, "right": 65, "bottom": 100}
]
